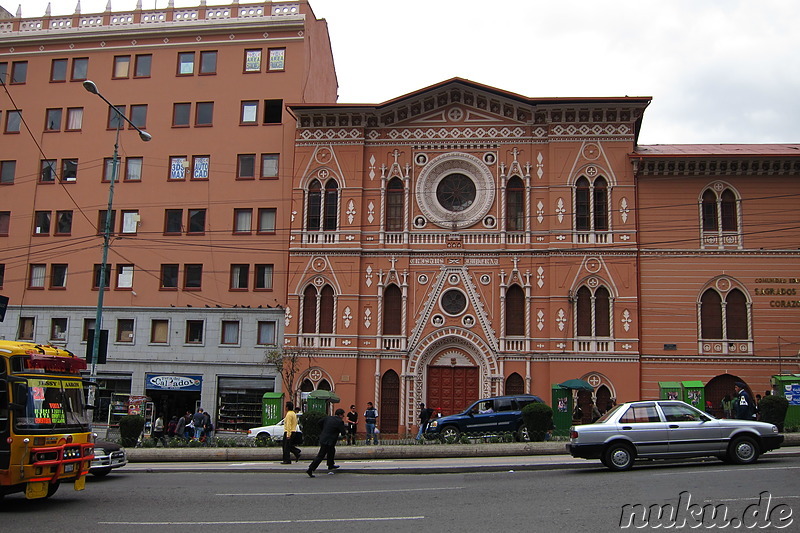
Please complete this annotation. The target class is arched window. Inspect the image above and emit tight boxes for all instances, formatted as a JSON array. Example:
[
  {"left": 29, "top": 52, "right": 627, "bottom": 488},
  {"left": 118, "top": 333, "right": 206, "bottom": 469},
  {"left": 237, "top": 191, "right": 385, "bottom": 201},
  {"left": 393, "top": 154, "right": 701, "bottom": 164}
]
[
  {"left": 576, "top": 284, "right": 611, "bottom": 337},
  {"left": 302, "top": 283, "right": 335, "bottom": 335},
  {"left": 726, "top": 289, "right": 748, "bottom": 339},
  {"left": 701, "top": 287, "right": 749, "bottom": 341},
  {"left": 575, "top": 174, "right": 609, "bottom": 231},
  {"left": 306, "top": 179, "right": 321, "bottom": 231},
  {"left": 702, "top": 189, "right": 718, "bottom": 231},
  {"left": 700, "top": 289, "right": 723, "bottom": 339},
  {"left": 385, "top": 178, "right": 404, "bottom": 231},
  {"left": 302, "top": 285, "right": 317, "bottom": 334},
  {"left": 700, "top": 185, "right": 740, "bottom": 243},
  {"left": 323, "top": 179, "right": 338, "bottom": 231},
  {"left": 505, "top": 373, "right": 525, "bottom": 395},
  {"left": 505, "top": 284, "right": 525, "bottom": 336},
  {"left": 319, "top": 285, "right": 335, "bottom": 334},
  {"left": 506, "top": 176, "right": 525, "bottom": 231},
  {"left": 382, "top": 284, "right": 402, "bottom": 335}
]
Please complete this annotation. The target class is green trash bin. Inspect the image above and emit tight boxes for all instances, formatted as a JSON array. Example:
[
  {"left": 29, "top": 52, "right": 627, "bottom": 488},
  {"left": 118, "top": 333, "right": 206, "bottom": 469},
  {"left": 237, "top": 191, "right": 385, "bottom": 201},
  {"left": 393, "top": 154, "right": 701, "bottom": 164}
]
[
  {"left": 772, "top": 375, "right": 800, "bottom": 429},
  {"left": 551, "top": 385, "right": 572, "bottom": 433},
  {"left": 681, "top": 380, "right": 706, "bottom": 410},
  {"left": 261, "top": 392, "right": 284, "bottom": 426},
  {"left": 659, "top": 382, "right": 682, "bottom": 401},
  {"left": 306, "top": 398, "right": 328, "bottom": 414}
]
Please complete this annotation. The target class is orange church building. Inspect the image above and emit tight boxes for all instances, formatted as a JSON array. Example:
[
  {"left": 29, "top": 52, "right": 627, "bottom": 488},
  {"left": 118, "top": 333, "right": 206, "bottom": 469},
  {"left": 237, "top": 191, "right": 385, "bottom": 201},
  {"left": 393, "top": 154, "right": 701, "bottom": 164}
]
[{"left": 284, "top": 79, "right": 800, "bottom": 434}]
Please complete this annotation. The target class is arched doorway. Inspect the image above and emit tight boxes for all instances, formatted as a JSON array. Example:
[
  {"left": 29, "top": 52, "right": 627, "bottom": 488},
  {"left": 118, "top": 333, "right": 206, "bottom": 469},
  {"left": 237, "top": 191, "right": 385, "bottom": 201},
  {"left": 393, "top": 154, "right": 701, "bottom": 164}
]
[
  {"left": 706, "top": 374, "right": 749, "bottom": 419},
  {"left": 380, "top": 370, "right": 400, "bottom": 435},
  {"left": 505, "top": 373, "right": 525, "bottom": 395},
  {"left": 596, "top": 385, "right": 612, "bottom": 413}
]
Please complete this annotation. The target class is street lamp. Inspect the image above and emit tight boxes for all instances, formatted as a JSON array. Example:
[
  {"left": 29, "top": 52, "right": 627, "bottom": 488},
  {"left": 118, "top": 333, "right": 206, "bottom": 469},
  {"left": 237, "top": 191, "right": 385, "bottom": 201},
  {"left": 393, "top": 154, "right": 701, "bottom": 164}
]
[{"left": 83, "top": 80, "right": 151, "bottom": 413}]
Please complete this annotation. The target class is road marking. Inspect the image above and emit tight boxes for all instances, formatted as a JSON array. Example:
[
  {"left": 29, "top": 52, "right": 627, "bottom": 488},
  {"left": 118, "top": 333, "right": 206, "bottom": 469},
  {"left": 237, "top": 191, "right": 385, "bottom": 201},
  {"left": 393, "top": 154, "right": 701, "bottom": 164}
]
[
  {"left": 217, "top": 486, "right": 464, "bottom": 496},
  {"left": 652, "top": 465, "right": 800, "bottom": 476},
  {"left": 100, "top": 517, "right": 425, "bottom": 526}
]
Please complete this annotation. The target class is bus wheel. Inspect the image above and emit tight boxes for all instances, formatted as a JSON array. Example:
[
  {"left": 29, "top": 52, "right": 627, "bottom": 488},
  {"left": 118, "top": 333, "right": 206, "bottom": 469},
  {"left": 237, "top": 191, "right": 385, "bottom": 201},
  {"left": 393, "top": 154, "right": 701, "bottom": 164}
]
[{"left": 45, "top": 482, "right": 60, "bottom": 498}]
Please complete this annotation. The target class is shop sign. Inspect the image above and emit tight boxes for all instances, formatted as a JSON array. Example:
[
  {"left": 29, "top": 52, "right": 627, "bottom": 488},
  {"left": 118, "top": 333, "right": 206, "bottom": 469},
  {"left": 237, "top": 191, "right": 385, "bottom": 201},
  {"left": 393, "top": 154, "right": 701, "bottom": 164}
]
[{"left": 146, "top": 373, "right": 202, "bottom": 391}]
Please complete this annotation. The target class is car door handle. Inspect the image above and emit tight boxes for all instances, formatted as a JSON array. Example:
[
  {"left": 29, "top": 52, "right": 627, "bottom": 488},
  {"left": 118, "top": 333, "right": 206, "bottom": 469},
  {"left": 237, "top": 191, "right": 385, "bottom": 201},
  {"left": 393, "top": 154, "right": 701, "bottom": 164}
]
[
  {"left": 622, "top": 426, "right": 632, "bottom": 430},
  {"left": 669, "top": 425, "right": 679, "bottom": 428}
]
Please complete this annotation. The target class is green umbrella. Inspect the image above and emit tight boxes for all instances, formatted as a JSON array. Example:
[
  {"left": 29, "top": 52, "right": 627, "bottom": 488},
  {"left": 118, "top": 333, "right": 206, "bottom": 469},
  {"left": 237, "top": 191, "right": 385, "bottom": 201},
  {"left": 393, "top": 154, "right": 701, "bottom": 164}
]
[
  {"left": 308, "top": 389, "right": 341, "bottom": 403},
  {"left": 558, "top": 379, "right": 594, "bottom": 391}
]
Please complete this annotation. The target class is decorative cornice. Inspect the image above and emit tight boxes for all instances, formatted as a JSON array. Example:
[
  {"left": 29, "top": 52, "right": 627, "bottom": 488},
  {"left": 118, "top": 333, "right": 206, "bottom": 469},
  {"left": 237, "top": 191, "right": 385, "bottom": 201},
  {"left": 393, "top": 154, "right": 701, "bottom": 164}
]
[{"left": 633, "top": 157, "right": 800, "bottom": 177}]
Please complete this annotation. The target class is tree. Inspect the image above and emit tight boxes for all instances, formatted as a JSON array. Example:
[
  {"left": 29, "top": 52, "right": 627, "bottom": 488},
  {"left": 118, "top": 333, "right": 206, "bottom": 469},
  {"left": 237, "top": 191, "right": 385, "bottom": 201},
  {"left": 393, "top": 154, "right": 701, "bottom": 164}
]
[{"left": 264, "top": 347, "right": 314, "bottom": 402}]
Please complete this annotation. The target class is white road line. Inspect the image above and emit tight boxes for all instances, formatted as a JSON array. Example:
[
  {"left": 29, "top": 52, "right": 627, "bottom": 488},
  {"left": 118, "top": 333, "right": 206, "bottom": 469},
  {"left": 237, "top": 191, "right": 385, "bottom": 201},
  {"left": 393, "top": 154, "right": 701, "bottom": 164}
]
[
  {"left": 100, "top": 517, "right": 425, "bottom": 526},
  {"left": 217, "top": 486, "right": 464, "bottom": 496},
  {"left": 653, "top": 465, "right": 800, "bottom": 476}
]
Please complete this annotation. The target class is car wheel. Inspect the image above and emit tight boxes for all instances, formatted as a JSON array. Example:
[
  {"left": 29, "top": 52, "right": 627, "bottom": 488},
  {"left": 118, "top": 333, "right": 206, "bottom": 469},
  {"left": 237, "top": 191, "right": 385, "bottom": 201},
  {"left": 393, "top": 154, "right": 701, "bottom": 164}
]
[
  {"left": 516, "top": 425, "right": 531, "bottom": 442},
  {"left": 91, "top": 468, "right": 111, "bottom": 477},
  {"left": 45, "top": 482, "right": 60, "bottom": 498},
  {"left": 728, "top": 436, "right": 759, "bottom": 465},
  {"left": 603, "top": 442, "right": 635, "bottom": 471},
  {"left": 257, "top": 432, "right": 272, "bottom": 442},
  {"left": 440, "top": 426, "right": 460, "bottom": 443}
]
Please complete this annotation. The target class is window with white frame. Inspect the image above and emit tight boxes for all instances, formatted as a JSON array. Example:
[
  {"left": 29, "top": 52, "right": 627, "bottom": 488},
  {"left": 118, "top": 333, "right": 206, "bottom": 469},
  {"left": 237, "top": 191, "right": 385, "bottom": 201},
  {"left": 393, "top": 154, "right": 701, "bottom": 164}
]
[
  {"left": 116, "top": 264, "right": 134, "bottom": 289},
  {"left": 257, "top": 321, "right": 276, "bottom": 345},
  {"left": 50, "top": 317, "right": 68, "bottom": 342},
  {"left": 116, "top": 318, "right": 134, "bottom": 342}
]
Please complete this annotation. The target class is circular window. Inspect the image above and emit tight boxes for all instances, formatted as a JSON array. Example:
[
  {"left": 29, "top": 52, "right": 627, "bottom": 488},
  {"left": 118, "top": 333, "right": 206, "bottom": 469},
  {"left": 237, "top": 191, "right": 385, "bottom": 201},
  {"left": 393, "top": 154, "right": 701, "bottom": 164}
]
[
  {"left": 440, "top": 289, "right": 467, "bottom": 316},
  {"left": 436, "top": 173, "right": 476, "bottom": 212},
  {"left": 415, "top": 152, "right": 494, "bottom": 230}
]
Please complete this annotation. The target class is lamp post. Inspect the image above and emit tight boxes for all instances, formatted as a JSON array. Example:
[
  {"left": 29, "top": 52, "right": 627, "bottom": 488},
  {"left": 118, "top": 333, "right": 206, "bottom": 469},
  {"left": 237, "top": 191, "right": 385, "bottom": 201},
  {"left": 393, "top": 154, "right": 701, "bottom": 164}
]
[{"left": 83, "top": 80, "right": 151, "bottom": 413}]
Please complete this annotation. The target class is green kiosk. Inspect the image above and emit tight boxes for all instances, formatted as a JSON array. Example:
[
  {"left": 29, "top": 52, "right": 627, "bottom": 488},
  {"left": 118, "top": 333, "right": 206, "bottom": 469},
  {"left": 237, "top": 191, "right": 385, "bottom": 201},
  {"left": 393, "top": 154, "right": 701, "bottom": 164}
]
[
  {"left": 261, "top": 392, "right": 284, "bottom": 426},
  {"left": 681, "top": 380, "right": 706, "bottom": 410},
  {"left": 551, "top": 385, "right": 573, "bottom": 433},
  {"left": 658, "top": 382, "right": 682, "bottom": 401},
  {"left": 771, "top": 374, "right": 800, "bottom": 428}
]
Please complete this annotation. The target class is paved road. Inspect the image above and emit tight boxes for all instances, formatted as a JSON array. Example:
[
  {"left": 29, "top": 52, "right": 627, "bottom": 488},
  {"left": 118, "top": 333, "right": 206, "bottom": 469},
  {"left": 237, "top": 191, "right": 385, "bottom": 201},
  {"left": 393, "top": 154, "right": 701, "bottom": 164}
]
[{"left": 2, "top": 454, "right": 798, "bottom": 533}]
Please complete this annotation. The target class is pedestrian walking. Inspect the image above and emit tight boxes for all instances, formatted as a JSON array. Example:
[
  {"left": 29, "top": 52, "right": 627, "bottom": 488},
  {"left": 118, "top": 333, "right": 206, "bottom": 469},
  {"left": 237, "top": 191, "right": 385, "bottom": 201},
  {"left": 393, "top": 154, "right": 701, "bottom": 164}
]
[
  {"left": 306, "top": 408, "right": 347, "bottom": 477},
  {"left": 282, "top": 401, "right": 302, "bottom": 464},
  {"left": 152, "top": 414, "right": 166, "bottom": 446},
  {"left": 192, "top": 408, "right": 207, "bottom": 441},
  {"left": 734, "top": 382, "right": 756, "bottom": 420}
]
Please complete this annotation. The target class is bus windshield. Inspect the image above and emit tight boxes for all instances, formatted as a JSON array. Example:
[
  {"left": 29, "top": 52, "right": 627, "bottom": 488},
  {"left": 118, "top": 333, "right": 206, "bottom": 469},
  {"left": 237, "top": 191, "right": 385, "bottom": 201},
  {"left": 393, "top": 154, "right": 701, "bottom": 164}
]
[{"left": 14, "top": 378, "right": 91, "bottom": 432}]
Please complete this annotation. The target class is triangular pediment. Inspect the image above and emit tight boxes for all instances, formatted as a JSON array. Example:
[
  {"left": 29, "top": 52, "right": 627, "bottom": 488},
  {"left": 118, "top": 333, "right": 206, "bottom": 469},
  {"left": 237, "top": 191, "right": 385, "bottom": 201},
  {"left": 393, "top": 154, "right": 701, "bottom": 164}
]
[{"left": 398, "top": 104, "right": 515, "bottom": 127}]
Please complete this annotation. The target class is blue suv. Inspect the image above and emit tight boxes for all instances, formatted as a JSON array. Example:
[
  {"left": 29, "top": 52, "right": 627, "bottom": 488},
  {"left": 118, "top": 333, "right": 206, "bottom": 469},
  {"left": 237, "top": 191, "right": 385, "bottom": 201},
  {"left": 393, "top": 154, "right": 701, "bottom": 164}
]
[{"left": 424, "top": 394, "right": 544, "bottom": 442}]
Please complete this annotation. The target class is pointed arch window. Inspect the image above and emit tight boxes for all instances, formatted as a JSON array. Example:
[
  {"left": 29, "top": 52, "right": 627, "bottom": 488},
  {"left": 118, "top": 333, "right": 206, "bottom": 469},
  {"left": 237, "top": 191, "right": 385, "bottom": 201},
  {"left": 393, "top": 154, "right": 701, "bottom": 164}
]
[
  {"left": 323, "top": 180, "right": 338, "bottom": 231},
  {"left": 505, "top": 284, "right": 525, "bottom": 336},
  {"left": 385, "top": 178, "right": 404, "bottom": 231},
  {"left": 319, "top": 285, "right": 335, "bottom": 333},
  {"left": 505, "top": 373, "right": 525, "bottom": 395},
  {"left": 575, "top": 175, "right": 608, "bottom": 231},
  {"left": 302, "top": 283, "right": 335, "bottom": 335},
  {"left": 506, "top": 176, "right": 525, "bottom": 231},
  {"left": 700, "top": 185, "right": 741, "bottom": 247},
  {"left": 576, "top": 285, "right": 611, "bottom": 337},
  {"left": 700, "top": 287, "right": 749, "bottom": 341},
  {"left": 306, "top": 180, "right": 321, "bottom": 231},
  {"left": 382, "top": 284, "right": 402, "bottom": 335}
]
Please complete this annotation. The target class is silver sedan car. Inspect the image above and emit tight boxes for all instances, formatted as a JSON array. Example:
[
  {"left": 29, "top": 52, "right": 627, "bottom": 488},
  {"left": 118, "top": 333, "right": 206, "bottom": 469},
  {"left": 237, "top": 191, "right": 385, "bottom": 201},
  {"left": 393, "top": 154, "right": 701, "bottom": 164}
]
[{"left": 567, "top": 400, "right": 783, "bottom": 471}]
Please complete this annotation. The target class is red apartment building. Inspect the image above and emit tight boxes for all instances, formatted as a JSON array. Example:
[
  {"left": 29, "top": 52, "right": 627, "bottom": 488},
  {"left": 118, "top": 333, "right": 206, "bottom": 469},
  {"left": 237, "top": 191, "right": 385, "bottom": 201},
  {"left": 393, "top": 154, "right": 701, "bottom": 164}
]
[{"left": 0, "top": 1, "right": 336, "bottom": 429}]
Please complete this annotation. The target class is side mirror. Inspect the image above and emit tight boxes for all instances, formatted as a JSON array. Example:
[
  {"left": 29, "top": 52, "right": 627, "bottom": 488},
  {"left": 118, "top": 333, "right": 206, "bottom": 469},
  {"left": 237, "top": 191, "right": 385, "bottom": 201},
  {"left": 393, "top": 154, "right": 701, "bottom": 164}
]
[{"left": 9, "top": 381, "right": 28, "bottom": 413}]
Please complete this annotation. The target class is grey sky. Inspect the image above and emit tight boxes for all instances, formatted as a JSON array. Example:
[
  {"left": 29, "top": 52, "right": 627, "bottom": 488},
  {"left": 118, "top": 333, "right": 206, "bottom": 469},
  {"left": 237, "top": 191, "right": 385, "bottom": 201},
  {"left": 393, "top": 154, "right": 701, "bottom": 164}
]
[{"left": 11, "top": 0, "right": 800, "bottom": 145}]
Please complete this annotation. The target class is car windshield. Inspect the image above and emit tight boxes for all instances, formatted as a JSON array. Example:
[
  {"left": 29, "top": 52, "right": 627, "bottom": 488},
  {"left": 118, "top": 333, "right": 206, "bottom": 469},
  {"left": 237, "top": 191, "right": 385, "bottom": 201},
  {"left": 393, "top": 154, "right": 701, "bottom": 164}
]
[
  {"left": 595, "top": 404, "right": 625, "bottom": 423},
  {"left": 14, "top": 377, "right": 91, "bottom": 432}
]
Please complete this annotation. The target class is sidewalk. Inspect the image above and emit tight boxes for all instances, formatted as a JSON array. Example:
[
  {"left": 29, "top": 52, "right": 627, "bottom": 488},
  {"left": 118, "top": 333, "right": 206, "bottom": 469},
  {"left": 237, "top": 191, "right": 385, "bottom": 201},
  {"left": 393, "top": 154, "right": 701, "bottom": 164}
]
[{"left": 125, "top": 433, "right": 800, "bottom": 474}]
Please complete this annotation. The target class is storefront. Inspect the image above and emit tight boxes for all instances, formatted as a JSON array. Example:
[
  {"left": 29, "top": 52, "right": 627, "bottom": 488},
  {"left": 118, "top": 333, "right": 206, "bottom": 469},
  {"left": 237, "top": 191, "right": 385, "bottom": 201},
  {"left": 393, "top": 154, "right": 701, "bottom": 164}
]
[
  {"left": 216, "top": 376, "right": 276, "bottom": 432},
  {"left": 145, "top": 373, "right": 203, "bottom": 421}
]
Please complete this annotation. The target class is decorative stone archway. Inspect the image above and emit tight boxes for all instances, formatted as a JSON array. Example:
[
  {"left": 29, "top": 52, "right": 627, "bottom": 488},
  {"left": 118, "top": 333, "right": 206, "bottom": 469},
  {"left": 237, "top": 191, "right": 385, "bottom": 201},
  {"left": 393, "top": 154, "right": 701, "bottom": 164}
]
[{"left": 406, "top": 327, "right": 498, "bottom": 427}]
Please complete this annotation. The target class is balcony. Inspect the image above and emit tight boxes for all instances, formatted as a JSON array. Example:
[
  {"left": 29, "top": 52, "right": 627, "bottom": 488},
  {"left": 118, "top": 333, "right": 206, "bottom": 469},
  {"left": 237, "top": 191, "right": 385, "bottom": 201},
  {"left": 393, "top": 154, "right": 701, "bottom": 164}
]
[{"left": 381, "top": 336, "right": 406, "bottom": 351}]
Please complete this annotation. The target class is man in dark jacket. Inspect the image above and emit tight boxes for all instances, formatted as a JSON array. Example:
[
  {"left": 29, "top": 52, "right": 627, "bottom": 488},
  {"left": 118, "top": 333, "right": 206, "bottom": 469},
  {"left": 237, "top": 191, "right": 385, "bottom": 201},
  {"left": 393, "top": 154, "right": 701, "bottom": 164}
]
[
  {"left": 734, "top": 382, "right": 756, "bottom": 420},
  {"left": 306, "top": 408, "right": 346, "bottom": 477}
]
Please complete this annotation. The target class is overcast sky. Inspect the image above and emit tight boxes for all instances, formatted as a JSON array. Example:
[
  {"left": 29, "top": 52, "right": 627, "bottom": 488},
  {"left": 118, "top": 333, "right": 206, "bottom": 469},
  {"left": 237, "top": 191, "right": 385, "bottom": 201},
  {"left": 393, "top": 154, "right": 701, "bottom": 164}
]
[{"left": 10, "top": 0, "right": 800, "bottom": 145}]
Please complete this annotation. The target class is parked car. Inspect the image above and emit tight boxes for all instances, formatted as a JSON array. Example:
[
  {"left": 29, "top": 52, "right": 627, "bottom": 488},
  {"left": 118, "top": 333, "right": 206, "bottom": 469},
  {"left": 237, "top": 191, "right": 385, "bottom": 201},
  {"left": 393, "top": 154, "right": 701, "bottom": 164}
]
[
  {"left": 247, "top": 418, "right": 287, "bottom": 441},
  {"left": 425, "top": 394, "right": 545, "bottom": 442},
  {"left": 567, "top": 400, "right": 784, "bottom": 471},
  {"left": 90, "top": 440, "right": 128, "bottom": 477}
]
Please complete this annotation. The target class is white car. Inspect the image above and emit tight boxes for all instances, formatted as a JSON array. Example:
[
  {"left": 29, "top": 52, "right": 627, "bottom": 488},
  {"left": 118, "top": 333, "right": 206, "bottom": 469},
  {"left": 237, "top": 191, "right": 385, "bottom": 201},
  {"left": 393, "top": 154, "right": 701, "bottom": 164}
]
[{"left": 247, "top": 418, "right": 287, "bottom": 441}]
